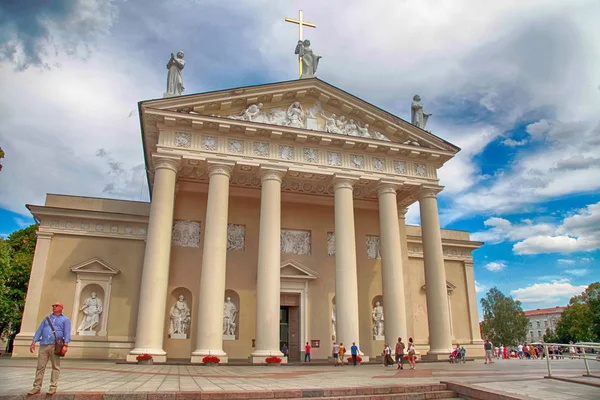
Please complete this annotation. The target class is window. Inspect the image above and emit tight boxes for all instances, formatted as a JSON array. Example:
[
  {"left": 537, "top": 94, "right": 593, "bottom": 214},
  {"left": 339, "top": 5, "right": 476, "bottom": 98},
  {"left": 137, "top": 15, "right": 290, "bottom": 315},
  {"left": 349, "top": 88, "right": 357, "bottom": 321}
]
[
  {"left": 529, "top": 322, "right": 533, "bottom": 328},
  {"left": 536, "top": 321, "right": 540, "bottom": 328},
  {"left": 538, "top": 330, "right": 542, "bottom": 338},
  {"left": 530, "top": 331, "right": 534, "bottom": 338},
  {"left": 544, "top": 320, "right": 548, "bottom": 327}
]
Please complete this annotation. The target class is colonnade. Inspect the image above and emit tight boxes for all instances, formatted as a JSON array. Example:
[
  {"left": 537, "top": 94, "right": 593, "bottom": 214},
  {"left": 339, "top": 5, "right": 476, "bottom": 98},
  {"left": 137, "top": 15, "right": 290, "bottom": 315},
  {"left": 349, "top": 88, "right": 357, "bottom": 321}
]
[{"left": 127, "top": 156, "right": 453, "bottom": 362}]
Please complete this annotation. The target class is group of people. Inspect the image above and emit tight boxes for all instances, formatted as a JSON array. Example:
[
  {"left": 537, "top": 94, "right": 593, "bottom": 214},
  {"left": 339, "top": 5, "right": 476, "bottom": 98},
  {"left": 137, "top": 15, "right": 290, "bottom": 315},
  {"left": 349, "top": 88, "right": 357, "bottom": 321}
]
[{"left": 382, "top": 337, "right": 417, "bottom": 369}]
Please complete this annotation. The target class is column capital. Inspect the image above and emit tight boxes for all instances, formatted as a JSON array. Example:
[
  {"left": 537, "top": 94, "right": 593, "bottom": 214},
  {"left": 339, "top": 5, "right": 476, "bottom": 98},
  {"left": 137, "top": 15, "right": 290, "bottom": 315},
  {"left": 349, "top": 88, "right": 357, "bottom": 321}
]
[
  {"left": 206, "top": 161, "right": 234, "bottom": 178},
  {"left": 152, "top": 154, "right": 181, "bottom": 173},
  {"left": 376, "top": 182, "right": 399, "bottom": 196},
  {"left": 397, "top": 207, "right": 408, "bottom": 219},
  {"left": 36, "top": 231, "right": 54, "bottom": 240},
  {"left": 418, "top": 185, "right": 443, "bottom": 200},
  {"left": 333, "top": 174, "right": 358, "bottom": 191},
  {"left": 259, "top": 166, "right": 287, "bottom": 183},
  {"left": 463, "top": 260, "right": 474, "bottom": 268}
]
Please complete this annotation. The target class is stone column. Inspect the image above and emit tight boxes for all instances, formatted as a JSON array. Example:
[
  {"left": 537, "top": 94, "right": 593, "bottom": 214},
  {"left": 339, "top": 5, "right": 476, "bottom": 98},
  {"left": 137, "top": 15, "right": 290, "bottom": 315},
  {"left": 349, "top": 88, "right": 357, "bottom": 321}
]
[
  {"left": 464, "top": 261, "right": 484, "bottom": 344},
  {"left": 333, "top": 176, "right": 362, "bottom": 355},
  {"left": 191, "top": 163, "right": 233, "bottom": 363},
  {"left": 377, "top": 183, "right": 407, "bottom": 345},
  {"left": 251, "top": 168, "right": 286, "bottom": 363},
  {"left": 128, "top": 155, "right": 180, "bottom": 362},
  {"left": 397, "top": 207, "right": 414, "bottom": 338},
  {"left": 418, "top": 187, "right": 452, "bottom": 358},
  {"left": 13, "top": 231, "right": 54, "bottom": 355}
]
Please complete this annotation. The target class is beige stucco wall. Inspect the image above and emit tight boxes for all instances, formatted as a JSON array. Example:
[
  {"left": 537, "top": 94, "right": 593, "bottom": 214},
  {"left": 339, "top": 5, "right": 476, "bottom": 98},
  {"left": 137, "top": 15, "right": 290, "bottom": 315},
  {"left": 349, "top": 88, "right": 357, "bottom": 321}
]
[{"left": 18, "top": 191, "right": 483, "bottom": 360}]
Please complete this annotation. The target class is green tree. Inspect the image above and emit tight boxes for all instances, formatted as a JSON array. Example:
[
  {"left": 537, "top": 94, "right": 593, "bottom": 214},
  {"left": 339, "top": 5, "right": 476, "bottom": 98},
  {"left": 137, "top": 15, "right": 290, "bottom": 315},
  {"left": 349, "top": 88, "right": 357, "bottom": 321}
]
[
  {"left": 553, "top": 282, "right": 600, "bottom": 343},
  {"left": 0, "top": 146, "right": 4, "bottom": 171},
  {"left": 0, "top": 224, "right": 38, "bottom": 352},
  {"left": 480, "top": 287, "right": 529, "bottom": 346}
]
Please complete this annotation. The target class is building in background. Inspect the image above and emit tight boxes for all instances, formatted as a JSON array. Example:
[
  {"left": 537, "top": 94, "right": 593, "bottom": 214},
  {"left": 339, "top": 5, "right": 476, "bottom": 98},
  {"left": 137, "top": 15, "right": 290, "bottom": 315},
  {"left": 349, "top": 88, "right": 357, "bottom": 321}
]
[{"left": 524, "top": 306, "right": 567, "bottom": 342}]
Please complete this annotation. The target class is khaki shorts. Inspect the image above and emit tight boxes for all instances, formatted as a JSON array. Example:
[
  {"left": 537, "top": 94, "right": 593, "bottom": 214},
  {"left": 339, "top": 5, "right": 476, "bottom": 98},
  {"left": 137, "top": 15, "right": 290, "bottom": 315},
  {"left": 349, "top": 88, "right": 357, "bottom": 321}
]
[{"left": 485, "top": 350, "right": 493, "bottom": 358}]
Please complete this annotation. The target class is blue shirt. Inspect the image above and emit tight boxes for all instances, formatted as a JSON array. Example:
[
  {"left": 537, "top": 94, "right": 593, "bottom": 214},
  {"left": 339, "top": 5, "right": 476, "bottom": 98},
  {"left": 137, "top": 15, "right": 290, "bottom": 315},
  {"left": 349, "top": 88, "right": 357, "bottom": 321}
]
[
  {"left": 351, "top": 345, "right": 358, "bottom": 355},
  {"left": 33, "top": 314, "right": 71, "bottom": 345}
]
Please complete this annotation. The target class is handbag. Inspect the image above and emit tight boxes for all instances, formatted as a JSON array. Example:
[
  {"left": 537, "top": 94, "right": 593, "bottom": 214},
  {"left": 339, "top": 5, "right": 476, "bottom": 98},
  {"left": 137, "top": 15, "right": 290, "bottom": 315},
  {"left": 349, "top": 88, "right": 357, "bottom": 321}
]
[{"left": 45, "top": 317, "right": 66, "bottom": 357}]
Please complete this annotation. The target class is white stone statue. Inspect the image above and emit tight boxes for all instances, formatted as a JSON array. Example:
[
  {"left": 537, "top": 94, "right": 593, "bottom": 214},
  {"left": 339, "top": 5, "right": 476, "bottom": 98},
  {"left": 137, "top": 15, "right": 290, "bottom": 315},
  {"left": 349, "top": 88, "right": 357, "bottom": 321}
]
[
  {"left": 230, "top": 103, "right": 265, "bottom": 122},
  {"left": 165, "top": 51, "right": 185, "bottom": 97},
  {"left": 411, "top": 95, "right": 432, "bottom": 129},
  {"left": 78, "top": 292, "right": 103, "bottom": 333},
  {"left": 372, "top": 301, "right": 384, "bottom": 337},
  {"left": 286, "top": 102, "right": 305, "bottom": 128},
  {"left": 345, "top": 119, "right": 359, "bottom": 136},
  {"left": 223, "top": 297, "right": 238, "bottom": 336},
  {"left": 295, "top": 39, "right": 322, "bottom": 79},
  {"left": 335, "top": 115, "right": 347, "bottom": 133},
  {"left": 331, "top": 304, "right": 337, "bottom": 341},
  {"left": 321, "top": 113, "right": 342, "bottom": 134},
  {"left": 169, "top": 295, "right": 191, "bottom": 338},
  {"left": 357, "top": 123, "right": 371, "bottom": 138}
]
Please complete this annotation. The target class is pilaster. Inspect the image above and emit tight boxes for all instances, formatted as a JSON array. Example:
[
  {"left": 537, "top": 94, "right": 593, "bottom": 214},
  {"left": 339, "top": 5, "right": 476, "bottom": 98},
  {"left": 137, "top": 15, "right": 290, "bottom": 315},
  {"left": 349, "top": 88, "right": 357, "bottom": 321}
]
[{"left": 464, "top": 261, "right": 484, "bottom": 344}]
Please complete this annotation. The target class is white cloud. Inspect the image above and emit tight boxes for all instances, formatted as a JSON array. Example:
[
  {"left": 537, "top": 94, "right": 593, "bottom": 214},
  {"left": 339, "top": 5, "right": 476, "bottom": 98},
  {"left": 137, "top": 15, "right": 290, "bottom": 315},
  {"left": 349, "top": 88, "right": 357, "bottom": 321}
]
[
  {"left": 485, "top": 262, "right": 506, "bottom": 272},
  {"left": 557, "top": 259, "right": 575, "bottom": 265},
  {"left": 502, "top": 138, "right": 528, "bottom": 147},
  {"left": 475, "top": 280, "right": 487, "bottom": 293},
  {"left": 511, "top": 279, "right": 587, "bottom": 303},
  {"left": 471, "top": 217, "right": 555, "bottom": 244},
  {"left": 564, "top": 269, "right": 590, "bottom": 277}
]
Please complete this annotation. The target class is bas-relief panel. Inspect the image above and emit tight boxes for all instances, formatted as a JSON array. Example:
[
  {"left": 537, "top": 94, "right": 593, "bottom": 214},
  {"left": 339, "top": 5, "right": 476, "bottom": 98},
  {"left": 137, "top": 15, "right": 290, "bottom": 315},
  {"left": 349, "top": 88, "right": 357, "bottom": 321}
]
[
  {"left": 366, "top": 236, "right": 382, "bottom": 259},
  {"left": 172, "top": 220, "right": 201, "bottom": 248},
  {"left": 227, "top": 224, "right": 245, "bottom": 251},
  {"left": 281, "top": 229, "right": 311, "bottom": 255},
  {"left": 327, "top": 232, "right": 335, "bottom": 256}
]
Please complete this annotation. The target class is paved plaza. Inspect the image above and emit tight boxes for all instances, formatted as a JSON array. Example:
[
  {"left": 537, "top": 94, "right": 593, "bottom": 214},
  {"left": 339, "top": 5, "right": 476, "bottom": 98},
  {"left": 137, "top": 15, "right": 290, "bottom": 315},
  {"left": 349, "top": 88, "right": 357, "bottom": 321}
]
[{"left": 0, "top": 357, "right": 599, "bottom": 398}]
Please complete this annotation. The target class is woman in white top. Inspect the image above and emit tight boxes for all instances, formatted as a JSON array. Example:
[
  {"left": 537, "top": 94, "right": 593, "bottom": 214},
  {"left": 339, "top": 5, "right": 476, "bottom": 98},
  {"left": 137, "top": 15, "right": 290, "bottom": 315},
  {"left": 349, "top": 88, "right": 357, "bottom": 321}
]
[{"left": 407, "top": 337, "right": 416, "bottom": 369}]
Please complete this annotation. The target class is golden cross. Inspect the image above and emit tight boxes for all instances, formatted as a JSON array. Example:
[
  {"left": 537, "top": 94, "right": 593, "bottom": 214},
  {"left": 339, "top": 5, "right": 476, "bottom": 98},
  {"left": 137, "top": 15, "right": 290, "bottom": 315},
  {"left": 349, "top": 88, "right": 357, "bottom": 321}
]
[{"left": 285, "top": 10, "right": 316, "bottom": 77}]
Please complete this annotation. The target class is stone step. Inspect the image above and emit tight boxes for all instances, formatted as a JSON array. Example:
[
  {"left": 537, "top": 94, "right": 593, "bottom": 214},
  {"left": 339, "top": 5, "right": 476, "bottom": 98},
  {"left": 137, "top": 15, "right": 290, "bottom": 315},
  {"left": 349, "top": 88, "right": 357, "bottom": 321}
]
[{"left": 309, "top": 389, "right": 458, "bottom": 399}]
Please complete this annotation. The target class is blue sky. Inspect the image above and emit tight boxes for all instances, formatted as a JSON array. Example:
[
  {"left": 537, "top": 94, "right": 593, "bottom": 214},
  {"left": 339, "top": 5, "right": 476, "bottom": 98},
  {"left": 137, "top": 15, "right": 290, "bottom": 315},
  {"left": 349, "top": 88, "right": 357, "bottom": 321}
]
[{"left": 1, "top": 0, "right": 599, "bottom": 316}]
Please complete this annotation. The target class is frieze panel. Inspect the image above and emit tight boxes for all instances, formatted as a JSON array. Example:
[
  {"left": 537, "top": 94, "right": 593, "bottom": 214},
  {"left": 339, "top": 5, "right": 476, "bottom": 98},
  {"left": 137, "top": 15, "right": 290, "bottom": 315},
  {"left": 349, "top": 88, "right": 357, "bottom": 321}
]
[
  {"left": 350, "top": 154, "right": 364, "bottom": 169},
  {"left": 394, "top": 160, "right": 406, "bottom": 174},
  {"left": 279, "top": 145, "right": 294, "bottom": 160},
  {"left": 373, "top": 157, "right": 385, "bottom": 171},
  {"left": 202, "top": 136, "right": 217, "bottom": 151},
  {"left": 172, "top": 220, "right": 201, "bottom": 248},
  {"left": 254, "top": 142, "right": 270, "bottom": 157},
  {"left": 227, "top": 224, "right": 245, "bottom": 251},
  {"left": 175, "top": 132, "right": 191, "bottom": 148},
  {"left": 229, "top": 139, "right": 243, "bottom": 153},
  {"left": 415, "top": 163, "right": 427, "bottom": 177},
  {"left": 304, "top": 148, "right": 318, "bottom": 163},
  {"left": 366, "top": 235, "right": 381, "bottom": 259},
  {"left": 281, "top": 229, "right": 311, "bottom": 255},
  {"left": 327, "top": 152, "right": 341, "bottom": 166}
]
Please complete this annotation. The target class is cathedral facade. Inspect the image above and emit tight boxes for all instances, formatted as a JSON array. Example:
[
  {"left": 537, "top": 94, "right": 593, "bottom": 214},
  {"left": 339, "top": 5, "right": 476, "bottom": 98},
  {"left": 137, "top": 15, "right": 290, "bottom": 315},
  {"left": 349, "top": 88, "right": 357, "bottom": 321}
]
[{"left": 14, "top": 79, "right": 483, "bottom": 362}]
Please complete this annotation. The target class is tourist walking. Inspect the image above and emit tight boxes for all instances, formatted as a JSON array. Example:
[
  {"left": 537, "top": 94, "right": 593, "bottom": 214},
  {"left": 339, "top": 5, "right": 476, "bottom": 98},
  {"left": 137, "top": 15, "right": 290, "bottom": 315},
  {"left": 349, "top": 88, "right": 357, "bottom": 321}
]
[
  {"left": 407, "top": 337, "right": 416, "bottom": 369},
  {"left": 395, "top": 337, "right": 405, "bottom": 370},
  {"left": 383, "top": 343, "right": 394, "bottom": 366},
  {"left": 484, "top": 339, "right": 494, "bottom": 364},
  {"left": 338, "top": 342, "right": 346, "bottom": 366},
  {"left": 304, "top": 342, "right": 311, "bottom": 362},
  {"left": 332, "top": 342, "right": 340, "bottom": 366},
  {"left": 28, "top": 302, "right": 71, "bottom": 396},
  {"left": 351, "top": 342, "right": 359, "bottom": 366}
]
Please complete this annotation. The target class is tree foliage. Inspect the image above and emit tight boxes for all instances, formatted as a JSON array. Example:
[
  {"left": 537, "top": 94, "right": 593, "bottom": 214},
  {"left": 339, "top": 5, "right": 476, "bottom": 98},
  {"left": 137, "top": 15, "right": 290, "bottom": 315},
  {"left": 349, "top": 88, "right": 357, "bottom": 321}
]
[
  {"left": 0, "top": 146, "right": 4, "bottom": 171},
  {"left": 0, "top": 224, "right": 38, "bottom": 351},
  {"left": 480, "top": 287, "right": 529, "bottom": 346},
  {"left": 553, "top": 282, "right": 600, "bottom": 343}
]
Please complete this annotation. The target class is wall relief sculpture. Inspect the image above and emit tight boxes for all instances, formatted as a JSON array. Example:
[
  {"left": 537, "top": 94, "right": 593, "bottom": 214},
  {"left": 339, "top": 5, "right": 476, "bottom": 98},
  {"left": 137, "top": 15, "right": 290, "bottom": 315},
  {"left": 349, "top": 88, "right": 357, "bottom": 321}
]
[
  {"left": 172, "top": 220, "right": 201, "bottom": 248},
  {"left": 281, "top": 229, "right": 311, "bottom": 255},
  {"left": 366, "top": 235, "right": 381, "bottom": 259},
  {"left": 327, "top": 232, "right": 335, "bottom": 256},
  {"left": 227, "top": 224, "right": 245, "bottom": 251}
]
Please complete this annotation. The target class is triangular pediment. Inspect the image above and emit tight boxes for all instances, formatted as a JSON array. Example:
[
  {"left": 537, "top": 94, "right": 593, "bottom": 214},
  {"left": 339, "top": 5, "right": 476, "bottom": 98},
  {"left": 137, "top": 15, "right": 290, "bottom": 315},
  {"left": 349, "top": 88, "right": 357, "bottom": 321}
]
[
  {"left": 421, "top": 281, "right": 456, "bottom": 292},
  {"left": 70, "top": 257, "right": 120, "bottom": 275},
  {"left": 140, "top": 78, "right": 458, "bottom": 153},
  {"left": 280, "top": 259, "right": 318, "bottom": 280}
]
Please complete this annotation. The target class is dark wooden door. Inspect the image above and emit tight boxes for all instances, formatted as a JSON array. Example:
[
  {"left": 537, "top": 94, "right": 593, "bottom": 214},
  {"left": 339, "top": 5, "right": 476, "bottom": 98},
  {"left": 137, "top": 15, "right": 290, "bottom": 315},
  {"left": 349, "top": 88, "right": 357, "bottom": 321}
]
[{"left": 288, "top": 306, "right": 300, "bottom": 361}]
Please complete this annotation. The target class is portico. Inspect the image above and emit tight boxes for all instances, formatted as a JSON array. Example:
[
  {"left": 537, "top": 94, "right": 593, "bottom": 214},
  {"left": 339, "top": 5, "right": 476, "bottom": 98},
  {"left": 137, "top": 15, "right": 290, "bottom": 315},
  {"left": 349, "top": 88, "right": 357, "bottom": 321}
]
[{"left": 15, "top": 78, "right": 483, "bottom": 362}]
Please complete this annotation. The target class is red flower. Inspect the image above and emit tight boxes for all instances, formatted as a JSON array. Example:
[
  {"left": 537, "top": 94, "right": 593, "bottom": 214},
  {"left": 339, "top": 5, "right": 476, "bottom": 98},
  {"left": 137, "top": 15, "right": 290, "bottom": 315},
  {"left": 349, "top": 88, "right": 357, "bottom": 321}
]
[
  {"left": 136, "top": 354, "right": 153, "bottom": 361},
  {"left": 202, "top": 355, "right": 221, "bottom": 364},
  {"left": 356, "top": 355, "right": 363, "bottom": 363},
  {"left": 265, "top": 356, "right": 282, "bottom": 364}
]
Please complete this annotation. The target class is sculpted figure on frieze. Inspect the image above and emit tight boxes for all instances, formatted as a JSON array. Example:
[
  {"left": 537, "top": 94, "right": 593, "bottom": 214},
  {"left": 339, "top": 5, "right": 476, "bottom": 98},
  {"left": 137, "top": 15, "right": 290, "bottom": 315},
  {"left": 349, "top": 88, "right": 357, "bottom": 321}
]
[
  {"left": 322, "top": 112, "right": 343, "bottom": 134},
  {"left": 286, "top": 101, "right": 305, "bottom": 128},
  {"left": 345, "top": 119, "right": 359, "bottom": 136}
]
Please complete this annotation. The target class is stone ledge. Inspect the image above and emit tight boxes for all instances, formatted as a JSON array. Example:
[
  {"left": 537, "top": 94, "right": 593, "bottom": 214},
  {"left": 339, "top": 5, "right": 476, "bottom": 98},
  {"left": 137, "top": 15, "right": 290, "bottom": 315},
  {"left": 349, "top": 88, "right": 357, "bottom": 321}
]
[
  {"left": 441, "top": 381, "right": 538, "bottom": 400},
  {"left": 545, "top": 375, "right": 600, "bottom": 388}
]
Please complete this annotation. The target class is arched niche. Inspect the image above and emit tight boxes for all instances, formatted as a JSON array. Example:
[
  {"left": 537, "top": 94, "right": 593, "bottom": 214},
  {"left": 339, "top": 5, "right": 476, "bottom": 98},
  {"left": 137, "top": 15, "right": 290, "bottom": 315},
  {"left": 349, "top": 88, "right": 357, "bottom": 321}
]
[
  {"left": 372, "top": 295, "right": 384, "bottom": 340},
  {"left": 76, "top": 284, "right": 105, "bottom": 336},
  {"left": 70, "top": 257, "right": 120, "bottom": 337},
  {"left": 224, "top": 289, "right": 240, "bottom": 340},
  {"left": 168, "top": 287, "right": 192, "bottom": 339}
]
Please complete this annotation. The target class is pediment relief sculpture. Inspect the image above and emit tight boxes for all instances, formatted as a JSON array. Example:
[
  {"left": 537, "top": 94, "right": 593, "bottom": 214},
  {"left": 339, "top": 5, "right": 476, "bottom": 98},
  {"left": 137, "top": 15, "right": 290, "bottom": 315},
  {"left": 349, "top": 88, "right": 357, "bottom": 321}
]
[{"left": 226, "top": 101, "right": 397, "bottom": 143}]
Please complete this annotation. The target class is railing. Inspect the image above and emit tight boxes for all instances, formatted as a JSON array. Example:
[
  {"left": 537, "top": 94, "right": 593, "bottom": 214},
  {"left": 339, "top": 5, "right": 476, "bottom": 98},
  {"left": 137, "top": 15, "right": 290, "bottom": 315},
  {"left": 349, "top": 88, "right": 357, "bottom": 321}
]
[{"left": 543, "top": 342, "right": 600, "bottom": 377}]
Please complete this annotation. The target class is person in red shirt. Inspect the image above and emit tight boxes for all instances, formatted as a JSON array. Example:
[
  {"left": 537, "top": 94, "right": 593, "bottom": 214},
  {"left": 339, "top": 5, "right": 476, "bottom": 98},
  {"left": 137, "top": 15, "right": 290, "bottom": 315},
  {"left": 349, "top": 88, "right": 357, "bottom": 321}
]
[{"left": 304, "top": 342, "right": 311, "bottom": 362}]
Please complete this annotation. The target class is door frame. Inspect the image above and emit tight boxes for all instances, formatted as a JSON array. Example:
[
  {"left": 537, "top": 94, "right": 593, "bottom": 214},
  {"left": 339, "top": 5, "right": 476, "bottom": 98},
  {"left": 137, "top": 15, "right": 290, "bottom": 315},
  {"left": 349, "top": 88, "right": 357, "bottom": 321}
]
[{"left": 280, "top": 280, "right": 308, "bottom": 356}]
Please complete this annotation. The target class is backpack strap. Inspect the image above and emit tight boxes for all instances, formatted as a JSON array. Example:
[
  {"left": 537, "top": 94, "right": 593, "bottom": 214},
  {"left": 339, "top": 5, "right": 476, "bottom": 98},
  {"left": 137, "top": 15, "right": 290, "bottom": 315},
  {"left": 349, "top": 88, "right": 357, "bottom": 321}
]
[{"left": 46, "top": 316, "right": 58, "bottom": 341}]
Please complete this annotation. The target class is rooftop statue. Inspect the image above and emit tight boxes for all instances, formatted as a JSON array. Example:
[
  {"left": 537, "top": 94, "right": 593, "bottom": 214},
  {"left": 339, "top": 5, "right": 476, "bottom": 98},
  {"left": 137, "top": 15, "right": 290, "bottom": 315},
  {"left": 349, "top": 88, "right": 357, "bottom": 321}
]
[
  {"left": 411, "top": 95, "right": 432, "bottom": 129},
  {"left": 165, "top": 51, "right": 185, "bottom": 97},
  {"left": 295, "top": 39, "right": 322, "bottom": 79}
]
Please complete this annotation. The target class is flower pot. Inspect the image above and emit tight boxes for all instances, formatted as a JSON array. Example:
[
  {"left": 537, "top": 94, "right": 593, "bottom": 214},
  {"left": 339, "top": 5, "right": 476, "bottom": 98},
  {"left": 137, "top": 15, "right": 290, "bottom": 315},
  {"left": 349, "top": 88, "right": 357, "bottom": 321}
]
[
  {"left": 138, "top": 359, "right": 153, "bottom": 365},
  {"left": 266, "top": 363, "right": 281, "bottom": 366},
  {"left": 204, "top": 362, "right": 218, "bottom": 367}
]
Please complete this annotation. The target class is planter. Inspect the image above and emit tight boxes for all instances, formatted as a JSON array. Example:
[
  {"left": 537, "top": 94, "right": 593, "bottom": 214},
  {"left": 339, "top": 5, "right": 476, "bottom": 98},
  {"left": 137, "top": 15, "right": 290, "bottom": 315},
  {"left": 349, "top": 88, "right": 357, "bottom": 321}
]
[
  {"left": 266, "top": 363, "right": 281, "bottom": 366},
  {"left": 204, "top": 362, "right": 218, "bottom": 367},
  {"left": 137, "top": 359, "right": 153, "bottom": 365}
]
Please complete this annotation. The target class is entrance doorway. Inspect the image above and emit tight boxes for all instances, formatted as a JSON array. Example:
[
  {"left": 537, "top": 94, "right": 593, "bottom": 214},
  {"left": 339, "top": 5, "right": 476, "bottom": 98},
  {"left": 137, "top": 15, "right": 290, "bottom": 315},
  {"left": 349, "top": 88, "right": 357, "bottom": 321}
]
[{"left": 280, "top": 293, "right": 300, "bottom": 361}]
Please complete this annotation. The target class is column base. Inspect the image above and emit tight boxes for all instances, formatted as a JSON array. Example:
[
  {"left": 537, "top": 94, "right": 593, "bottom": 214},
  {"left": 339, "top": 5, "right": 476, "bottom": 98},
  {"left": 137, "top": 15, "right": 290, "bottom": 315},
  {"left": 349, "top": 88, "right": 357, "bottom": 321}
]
[
  {"left": 127, "top": 348, "right": 167, "bottom": 363},
  {"left": 191, "top": 349, "right": 228, "bottom": 364},
  {"left": 249, "top": 350, "right": 286, "bottom": 364},
  {"left": 11, "top": 334, "right": 35, "bottom": 358}
]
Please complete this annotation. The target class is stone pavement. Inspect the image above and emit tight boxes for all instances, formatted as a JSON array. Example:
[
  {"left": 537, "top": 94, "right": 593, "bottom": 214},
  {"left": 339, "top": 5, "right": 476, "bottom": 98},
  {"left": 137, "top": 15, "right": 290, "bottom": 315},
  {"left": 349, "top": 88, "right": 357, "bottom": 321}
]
[{"left": 0, "top": 357, "right": 598, "bottom": 399}]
